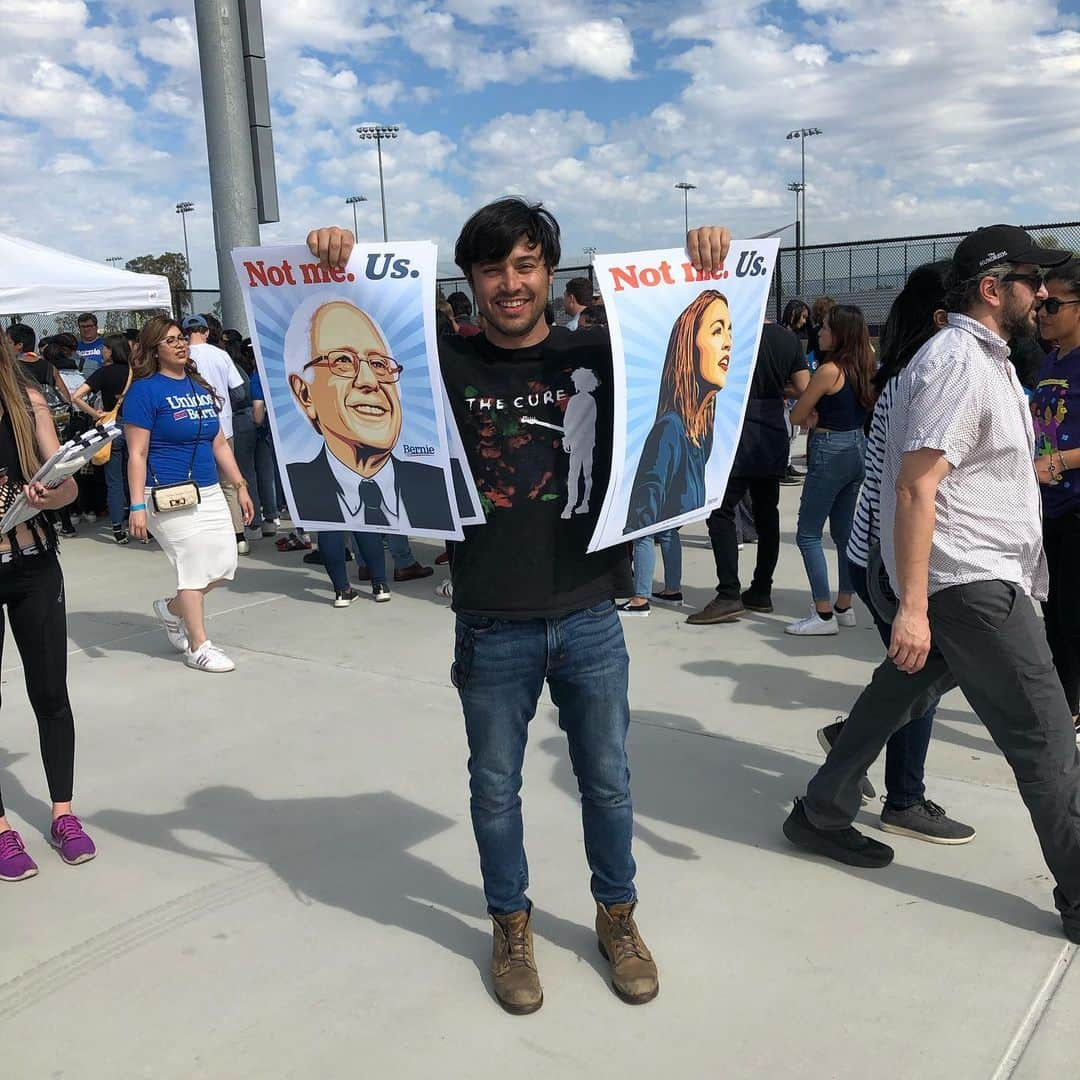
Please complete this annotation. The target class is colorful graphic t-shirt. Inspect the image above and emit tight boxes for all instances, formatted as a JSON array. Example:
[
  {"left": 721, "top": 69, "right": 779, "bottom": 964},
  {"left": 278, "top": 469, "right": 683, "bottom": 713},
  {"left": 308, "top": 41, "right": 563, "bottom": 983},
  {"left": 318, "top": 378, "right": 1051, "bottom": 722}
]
[
  {"left": 1032, "top": 346, "right": 1080, "bottom": 519},
  {"left": 440, "top": 326, "right": 631, "bottom": 617},
  {"left": 123, "top": 373, "right": 221, "bottom": 489}
]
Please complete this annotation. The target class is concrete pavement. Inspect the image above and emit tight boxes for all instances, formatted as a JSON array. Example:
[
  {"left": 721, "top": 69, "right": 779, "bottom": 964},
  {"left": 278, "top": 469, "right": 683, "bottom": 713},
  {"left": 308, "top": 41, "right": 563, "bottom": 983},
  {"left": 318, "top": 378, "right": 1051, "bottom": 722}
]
[{"left": 0, "top": 488, "right": 1076, "bottom": 1079}]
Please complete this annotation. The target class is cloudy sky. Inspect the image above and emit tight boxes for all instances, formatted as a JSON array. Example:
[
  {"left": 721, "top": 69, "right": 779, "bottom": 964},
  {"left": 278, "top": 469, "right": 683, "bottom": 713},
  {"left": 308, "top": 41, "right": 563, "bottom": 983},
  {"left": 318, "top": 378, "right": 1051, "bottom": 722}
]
[{"left": 1, "top": 0, "right": 1078, "bottom": 287}]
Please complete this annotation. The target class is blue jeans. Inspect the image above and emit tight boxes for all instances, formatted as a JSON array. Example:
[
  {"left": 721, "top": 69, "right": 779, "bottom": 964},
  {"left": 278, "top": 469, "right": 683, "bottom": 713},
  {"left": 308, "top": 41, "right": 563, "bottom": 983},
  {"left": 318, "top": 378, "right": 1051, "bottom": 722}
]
[
  {"left": 632, "top": 530, "right": 682, "bottom": 597},
  {"left": 232, "top": 414, "right": 261, "bottom": 524},
  {"left": 317, "top": 531, "right": 387, "bottom": 591},
  {"left": 354, "top": 533, "right": 418, "bottom": 572},
  {"left": 796, "top": 429, "right": 865, "bottom": 602},
  {"left": 254, "top": 424, "right": 280, "bottom": 521},
  {"left": 103, "top": 433, "right": 127, "bottom": 526},
  {"left": 849, "top": 561, "right": 934, "bottom": 808},
  {"left": 453, "top": 601, "right": 636, "bottom": 914}
]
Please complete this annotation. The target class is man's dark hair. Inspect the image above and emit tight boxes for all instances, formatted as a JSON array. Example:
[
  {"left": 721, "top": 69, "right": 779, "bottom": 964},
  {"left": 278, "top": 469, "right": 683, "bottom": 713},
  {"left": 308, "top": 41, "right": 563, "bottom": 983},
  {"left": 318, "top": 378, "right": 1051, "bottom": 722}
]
[
  {"left": 201, "top": 312, "right": 223, "bottom": 345},
  {"left": 58, "top": 332, "right": 78, "bottom": 350},
  {"left": 124, "top": 327, "right": 140, "bottom": 342},
  {"left": 77, "top": 312, "right": 97, "bottom": 327},
  {"left": 8, "top": 323, "right": 35, "bottom": 353},
  {"left": 580, "top": 304, "right": 608, "bottom": 329},
  {"left": 454, "top": 197, "right": 561, "bottom": 280},
  {"left": 564, "top": 277, "right": 592, "bottom": 306},
  {"left": 446, "top": 290, "right": 473, "bottom": 319},
  {"left": 44, "top": 339, "right": 76, "bottom": 369}
]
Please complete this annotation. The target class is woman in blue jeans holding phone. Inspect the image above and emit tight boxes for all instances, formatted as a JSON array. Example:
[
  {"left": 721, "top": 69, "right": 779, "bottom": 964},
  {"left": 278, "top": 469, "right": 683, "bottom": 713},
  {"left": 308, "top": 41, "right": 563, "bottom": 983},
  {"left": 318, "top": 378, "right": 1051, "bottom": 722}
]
[{"left": 786, "top": 304, "right": 875, "bottom": 636}]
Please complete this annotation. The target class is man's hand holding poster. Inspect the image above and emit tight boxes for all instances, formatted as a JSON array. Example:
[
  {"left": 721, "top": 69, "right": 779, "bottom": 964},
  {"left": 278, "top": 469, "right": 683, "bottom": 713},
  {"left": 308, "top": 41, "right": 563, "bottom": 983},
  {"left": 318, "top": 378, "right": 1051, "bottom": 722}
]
[
  {"left": 588, "top": 239, "right": 780, "bottom": 552},
  {"left": 233, "top": 242, "right": 464, "bottom": 539}
]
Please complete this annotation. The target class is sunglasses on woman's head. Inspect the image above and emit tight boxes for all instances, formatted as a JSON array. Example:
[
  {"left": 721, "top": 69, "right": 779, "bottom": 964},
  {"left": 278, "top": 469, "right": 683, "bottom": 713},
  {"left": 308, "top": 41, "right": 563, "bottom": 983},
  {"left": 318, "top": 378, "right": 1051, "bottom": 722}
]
[{"left": 1038, "top": 297, "right": 1080, "bottom": 315}]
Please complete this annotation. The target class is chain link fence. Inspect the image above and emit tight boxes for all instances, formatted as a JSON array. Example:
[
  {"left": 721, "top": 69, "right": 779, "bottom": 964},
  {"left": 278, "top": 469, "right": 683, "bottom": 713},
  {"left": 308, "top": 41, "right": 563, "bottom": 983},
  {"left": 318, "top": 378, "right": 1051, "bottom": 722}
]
[{"left": 771, "top": 221, "right": 1080, "bottom": 327}]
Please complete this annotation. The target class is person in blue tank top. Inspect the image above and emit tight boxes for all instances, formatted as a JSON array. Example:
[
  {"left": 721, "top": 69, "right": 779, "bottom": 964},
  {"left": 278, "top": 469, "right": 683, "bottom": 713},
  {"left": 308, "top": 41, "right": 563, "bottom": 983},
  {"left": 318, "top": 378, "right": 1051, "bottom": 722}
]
[{"left": 786, "top": 304, "right": 876, "bottom": 636}]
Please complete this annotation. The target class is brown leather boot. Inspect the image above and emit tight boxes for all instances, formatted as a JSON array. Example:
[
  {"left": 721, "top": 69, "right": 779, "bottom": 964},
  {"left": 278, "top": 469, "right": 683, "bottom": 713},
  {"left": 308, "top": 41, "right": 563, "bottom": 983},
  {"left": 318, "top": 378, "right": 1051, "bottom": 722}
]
[
  {"left": 595, "top": 901, "right": 659, "bottom": 1004},
  {"left": 491, "top": 908, "right": 543, "bottom": 1014}
]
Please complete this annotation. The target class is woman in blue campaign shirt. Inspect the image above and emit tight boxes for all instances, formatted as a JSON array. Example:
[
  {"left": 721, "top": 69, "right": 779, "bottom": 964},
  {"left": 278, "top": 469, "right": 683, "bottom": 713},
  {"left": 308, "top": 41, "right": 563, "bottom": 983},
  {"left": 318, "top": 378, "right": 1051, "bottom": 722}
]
[
  {"left": 1032, "top": 259, "right": 1080, "bottom": 730},
  {"left": 124, "top": 316, "right": 254, "bottom": 674}
]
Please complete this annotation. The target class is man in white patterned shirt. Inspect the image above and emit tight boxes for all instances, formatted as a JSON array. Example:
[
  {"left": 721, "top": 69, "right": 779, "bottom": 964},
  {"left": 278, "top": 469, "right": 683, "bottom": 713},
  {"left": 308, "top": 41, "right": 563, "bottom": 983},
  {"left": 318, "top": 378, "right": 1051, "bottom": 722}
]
[{"left": 784, "top": 225, "right": 1080, "bottom": 945}]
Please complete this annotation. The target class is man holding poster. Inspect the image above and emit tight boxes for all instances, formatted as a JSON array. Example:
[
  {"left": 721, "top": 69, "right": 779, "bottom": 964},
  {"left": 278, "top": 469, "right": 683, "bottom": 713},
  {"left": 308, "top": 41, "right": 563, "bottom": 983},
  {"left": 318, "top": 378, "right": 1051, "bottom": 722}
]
[{"left": 307, "top": 209, "right": 732, "bottom": 1016}]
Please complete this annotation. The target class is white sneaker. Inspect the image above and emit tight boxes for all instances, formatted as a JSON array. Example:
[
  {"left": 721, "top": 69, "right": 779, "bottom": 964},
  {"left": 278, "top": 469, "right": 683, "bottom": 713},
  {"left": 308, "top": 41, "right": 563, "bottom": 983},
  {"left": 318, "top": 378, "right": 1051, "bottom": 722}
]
[
  {"left": 785, "top": 608, "right": 839, "bottom": 636},
  {"left": 153, "top": 598, "right": 188, "bottom": 652},
  {"left": 82, "top": 512, "right": 97, "bottom": 524},
  {"left": 435, "top": 580, "right": 453, "bottom": 600},
  {"left": 184, "top": 640, "right": 235, "bottom": 673},
  {"left": 836, "top": 607, "right": 857, "bottom": 628},
  {"left": 237, "top": 539, "right": 251, "bottom": 555}
]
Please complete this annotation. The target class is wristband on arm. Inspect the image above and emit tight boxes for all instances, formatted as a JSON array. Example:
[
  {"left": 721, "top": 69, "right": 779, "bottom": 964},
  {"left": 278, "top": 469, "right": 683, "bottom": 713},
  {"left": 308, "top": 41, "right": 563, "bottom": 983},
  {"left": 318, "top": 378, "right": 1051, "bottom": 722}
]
[{"left": 130, "top": 503, "right": 147, "bottom": 512}]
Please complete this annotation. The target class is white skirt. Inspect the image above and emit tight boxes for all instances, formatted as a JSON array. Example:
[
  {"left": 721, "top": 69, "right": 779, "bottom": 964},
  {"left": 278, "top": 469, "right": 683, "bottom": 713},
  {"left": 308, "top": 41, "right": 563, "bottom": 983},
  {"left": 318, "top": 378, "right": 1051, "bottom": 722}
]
[{"left": 147, "top": 484, "right": 237, "bottom": 591}]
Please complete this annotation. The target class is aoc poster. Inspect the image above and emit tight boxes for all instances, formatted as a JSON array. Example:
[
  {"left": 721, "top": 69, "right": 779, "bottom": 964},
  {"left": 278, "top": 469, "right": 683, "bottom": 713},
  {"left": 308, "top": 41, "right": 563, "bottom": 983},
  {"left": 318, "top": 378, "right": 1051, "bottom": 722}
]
[
  {"left": 232, "top": 242, "right": 464, "bottom": 540},
  {"left": 588, "top": 240, "right": 779, "bottom": 553}
]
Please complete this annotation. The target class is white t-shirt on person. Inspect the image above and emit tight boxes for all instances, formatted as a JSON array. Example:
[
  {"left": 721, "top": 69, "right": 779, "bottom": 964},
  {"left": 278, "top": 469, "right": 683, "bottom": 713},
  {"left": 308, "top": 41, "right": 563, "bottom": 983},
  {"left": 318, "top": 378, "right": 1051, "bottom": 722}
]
[{"left": 189, "top": 342, "right": 244, "bottom": 439}]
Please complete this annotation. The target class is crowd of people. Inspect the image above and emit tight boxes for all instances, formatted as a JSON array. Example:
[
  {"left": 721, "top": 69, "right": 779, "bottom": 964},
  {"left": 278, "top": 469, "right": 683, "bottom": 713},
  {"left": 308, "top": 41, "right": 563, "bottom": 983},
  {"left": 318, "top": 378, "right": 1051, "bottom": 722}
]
[{"left": 3, "top": 204, "right": 1080, "bottom": 1019}]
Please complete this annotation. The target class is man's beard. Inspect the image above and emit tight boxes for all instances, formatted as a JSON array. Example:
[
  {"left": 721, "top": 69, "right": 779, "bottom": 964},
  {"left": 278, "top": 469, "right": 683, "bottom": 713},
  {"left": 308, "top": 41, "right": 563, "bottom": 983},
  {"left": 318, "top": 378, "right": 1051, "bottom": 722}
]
[
  {"left": 1000, "top": 285, "right": 1038, "bottom": 340},
  {"left": 485, "top": 295, "right": 544, "bottom": 339}
]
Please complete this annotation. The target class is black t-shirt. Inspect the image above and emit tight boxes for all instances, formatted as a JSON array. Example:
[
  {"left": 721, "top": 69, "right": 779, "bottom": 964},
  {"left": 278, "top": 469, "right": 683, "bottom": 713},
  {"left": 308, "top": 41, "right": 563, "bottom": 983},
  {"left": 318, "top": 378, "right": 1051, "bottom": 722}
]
[
  {"left": 750, "top": 323, "right": 808, "bottom": 399},
  {"left": 731, "top": 324, "right": 809, "bottom": 480},
  {"left": 86, "top": 363, "right": 131, "bottom": 413},
  {"left": 440, "top": 326, "right": 632, "bottom": 618},
  {"left": 19, "top": 355, "right": 55, "bottom": 389}
]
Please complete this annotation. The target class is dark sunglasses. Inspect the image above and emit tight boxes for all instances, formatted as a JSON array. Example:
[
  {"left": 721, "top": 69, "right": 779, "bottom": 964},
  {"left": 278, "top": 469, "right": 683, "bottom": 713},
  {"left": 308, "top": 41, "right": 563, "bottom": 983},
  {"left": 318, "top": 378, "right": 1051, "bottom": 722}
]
[
  {"left": 1000, "top": 270, "right": 1046, "bottom": 291},
  {"left": 1038, "top": 297, "right": 1080, "bottom": 315}
]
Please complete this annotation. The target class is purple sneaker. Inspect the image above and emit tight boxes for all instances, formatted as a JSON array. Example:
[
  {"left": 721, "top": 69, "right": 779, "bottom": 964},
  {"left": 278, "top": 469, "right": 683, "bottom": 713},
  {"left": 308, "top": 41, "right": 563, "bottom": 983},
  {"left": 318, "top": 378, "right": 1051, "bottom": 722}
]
[
  {"left": 0, "top": 829, "right": 39, "bottom": 881},
  {"left": 49, "top": 814, "right": 96, "bottom": 865}
]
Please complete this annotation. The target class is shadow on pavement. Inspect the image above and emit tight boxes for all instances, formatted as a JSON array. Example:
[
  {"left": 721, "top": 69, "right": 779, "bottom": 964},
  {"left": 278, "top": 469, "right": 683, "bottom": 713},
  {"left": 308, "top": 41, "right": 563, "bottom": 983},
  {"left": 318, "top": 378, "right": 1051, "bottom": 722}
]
[
  {"left": 538, "top": 711, "right": 1058, "bottom": 939},
  {"left": 87, "top": 786, "right": 608, "bottom": 995}
]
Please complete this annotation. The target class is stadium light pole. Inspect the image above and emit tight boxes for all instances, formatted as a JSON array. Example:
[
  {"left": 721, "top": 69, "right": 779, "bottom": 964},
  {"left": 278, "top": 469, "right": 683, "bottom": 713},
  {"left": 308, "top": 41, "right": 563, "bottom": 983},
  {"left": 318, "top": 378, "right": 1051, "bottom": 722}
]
[
  {"left": 785, "top": 127, "right": 822, "bottom": 251},
  {"left": 787, "top": 181, "right": 804, "bottom": 295},
  {"left": 175, "top": 201, "right": 195, "bottom": 290},
  {"left": 584, "top": 246, "right": 597, "bottom": 262},
  {"left": 345, "top": 194, "right": 368, "bottom": 238},
  {"left": 675, "top": 181, "right": 696, "bottom": 236},
  {"left": 105, "top": 257, "right": 122, "bottom": 268},
  {"left": 356, "top": 124, "right": 400, "bottom": 241}
]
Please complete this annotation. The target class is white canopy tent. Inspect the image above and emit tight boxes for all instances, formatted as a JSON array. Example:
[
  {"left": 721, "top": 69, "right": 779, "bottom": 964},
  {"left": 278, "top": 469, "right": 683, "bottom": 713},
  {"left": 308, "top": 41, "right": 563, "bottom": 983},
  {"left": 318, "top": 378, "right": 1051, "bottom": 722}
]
[{"left": 0, "top": 231, "right": 171, "bottom": 316}]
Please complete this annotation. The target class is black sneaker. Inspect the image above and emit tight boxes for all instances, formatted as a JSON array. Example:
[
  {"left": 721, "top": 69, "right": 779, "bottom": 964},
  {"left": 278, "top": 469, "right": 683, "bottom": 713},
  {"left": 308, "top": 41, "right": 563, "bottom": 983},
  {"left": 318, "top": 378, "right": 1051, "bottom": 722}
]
[
  {"left": 333, "top": 587, "right": 360, "bottom": 608},
  {"left": 879, "top": 798, "right": 976, "bottom": 845},
  {"left": 372, "top": 582, "right": 391, "bottom": 603},
  {"left": 779, "top": 465, "right": 804, "bottom": 487},
  {"left": 59, "top": 525, "right": 77, "bottom": 538},
  {"left": 617, "top": 600, "right": 650, "bottom": 617},
  {"left": 816, "top": 718, "right": 876, "bottom": 802},
  {"left": 651, "top": 590, "right": 683, "bottom": 603},
  {"left": 740, "top": 589, "right": 773, "bottom": 613},
  {"left": 782, "top": 797, "right": 894, "bottom": 868},
  {"left": 113, "top": 527, "right": 130, "bottom": 545}
]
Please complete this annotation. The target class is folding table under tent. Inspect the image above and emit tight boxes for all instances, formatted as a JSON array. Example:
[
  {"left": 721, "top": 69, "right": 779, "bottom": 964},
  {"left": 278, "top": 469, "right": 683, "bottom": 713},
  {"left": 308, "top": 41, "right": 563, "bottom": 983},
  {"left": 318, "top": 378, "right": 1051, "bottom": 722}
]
[{"left": 0, "top": 231, "right": 171, "bottom": 317}]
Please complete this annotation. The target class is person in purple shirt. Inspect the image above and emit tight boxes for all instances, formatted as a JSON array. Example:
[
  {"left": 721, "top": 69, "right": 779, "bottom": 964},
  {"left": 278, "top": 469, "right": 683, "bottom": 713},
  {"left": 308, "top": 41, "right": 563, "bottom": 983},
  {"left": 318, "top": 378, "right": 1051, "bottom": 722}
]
[{"left": 1032, "top": 258, "right": 1080, "bottom": 733}]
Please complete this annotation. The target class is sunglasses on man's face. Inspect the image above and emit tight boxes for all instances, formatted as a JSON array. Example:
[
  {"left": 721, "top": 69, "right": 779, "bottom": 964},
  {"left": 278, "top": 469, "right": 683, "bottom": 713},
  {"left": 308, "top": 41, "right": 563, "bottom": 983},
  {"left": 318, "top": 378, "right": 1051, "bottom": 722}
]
[
  {"left": 1038, "top": 297, "right": 1080, "bottom": 315},
  {"left": 1000, "top": 270, "right": 1046, "bottom": 291}
]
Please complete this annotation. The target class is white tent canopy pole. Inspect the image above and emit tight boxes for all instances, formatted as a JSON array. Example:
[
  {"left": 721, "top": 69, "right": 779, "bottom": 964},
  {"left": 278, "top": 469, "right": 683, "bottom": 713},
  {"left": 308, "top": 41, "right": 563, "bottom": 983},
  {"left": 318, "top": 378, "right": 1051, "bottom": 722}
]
[{"left": 0, "top": 231, "right": 172, "bottom": 316}]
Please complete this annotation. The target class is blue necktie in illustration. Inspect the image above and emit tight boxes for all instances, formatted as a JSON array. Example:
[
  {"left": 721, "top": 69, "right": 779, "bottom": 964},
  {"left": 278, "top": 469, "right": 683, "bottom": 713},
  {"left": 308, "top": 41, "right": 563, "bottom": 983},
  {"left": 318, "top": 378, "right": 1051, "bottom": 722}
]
[{"left": 360, "top": 479, "right": 389, "bottom": 526}]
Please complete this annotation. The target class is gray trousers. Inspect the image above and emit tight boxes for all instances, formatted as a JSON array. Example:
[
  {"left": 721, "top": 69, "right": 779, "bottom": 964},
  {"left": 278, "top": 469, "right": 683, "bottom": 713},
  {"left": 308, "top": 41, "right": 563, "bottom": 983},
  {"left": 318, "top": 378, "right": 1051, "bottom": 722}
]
[{"left": 804, "top": 580, "right": 1080, "bottom": 922}]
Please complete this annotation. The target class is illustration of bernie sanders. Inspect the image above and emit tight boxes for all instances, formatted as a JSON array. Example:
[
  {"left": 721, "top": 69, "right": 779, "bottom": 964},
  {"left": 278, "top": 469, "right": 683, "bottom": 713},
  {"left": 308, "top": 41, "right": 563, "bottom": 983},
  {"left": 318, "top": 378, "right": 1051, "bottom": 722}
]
[{"left": 285, "top": 299, "right": 453, "bottom": 530}]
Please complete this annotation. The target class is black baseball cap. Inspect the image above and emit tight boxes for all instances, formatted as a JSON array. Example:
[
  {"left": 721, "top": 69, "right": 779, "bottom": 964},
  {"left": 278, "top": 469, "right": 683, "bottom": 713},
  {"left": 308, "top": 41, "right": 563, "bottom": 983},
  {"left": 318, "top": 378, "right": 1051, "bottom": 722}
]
[{"left": 952, "top": 224, "right": 1070, "bottom": 280}]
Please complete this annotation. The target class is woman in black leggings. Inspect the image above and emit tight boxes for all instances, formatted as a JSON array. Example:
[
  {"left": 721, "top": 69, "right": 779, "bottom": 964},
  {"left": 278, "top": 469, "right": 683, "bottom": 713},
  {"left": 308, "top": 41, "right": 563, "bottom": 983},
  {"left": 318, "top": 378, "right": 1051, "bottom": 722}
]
[{"left": 0, "top": 332, "right": 96, "bottom": 881}]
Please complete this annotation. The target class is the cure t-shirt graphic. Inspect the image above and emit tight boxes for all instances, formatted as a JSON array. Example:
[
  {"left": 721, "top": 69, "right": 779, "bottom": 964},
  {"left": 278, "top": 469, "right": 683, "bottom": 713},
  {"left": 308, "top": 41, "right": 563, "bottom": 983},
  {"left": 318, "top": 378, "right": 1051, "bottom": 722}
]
[
  {"left": 1033, "top": 345, "right": 1080, "bottom": 519},
  {"left": 440, "top": 327, "right": 631, "bottom": 618},
  {"left": 124, "top": 372, "right": 221, "bottom": 488}
]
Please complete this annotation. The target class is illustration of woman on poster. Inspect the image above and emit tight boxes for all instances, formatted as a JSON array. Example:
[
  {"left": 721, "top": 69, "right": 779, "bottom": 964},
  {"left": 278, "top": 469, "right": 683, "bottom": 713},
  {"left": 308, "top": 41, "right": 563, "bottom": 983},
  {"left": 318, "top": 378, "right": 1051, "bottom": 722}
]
[{"left": 623, "top": 289, "right": 731, "bottom": 533}]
